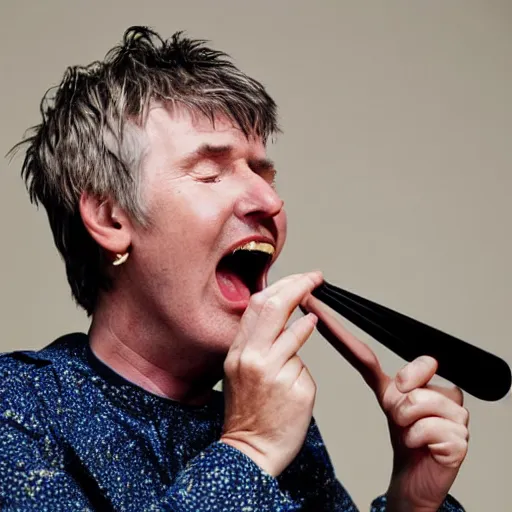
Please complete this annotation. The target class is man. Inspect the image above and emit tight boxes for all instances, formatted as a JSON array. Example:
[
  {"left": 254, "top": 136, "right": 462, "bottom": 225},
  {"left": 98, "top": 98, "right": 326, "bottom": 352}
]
[{"left": 1, "top": 26, "right": 469, "bottom": 510}]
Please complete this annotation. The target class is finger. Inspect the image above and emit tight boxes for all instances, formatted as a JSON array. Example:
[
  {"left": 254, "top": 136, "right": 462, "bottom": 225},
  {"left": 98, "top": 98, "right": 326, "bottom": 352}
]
[
  {"left": 302, "top": 294, "right": 390, "bottom": 397},
  {"left": 403, "top": 417, "right": 469, "bottom": 450},
  {"left": 238, "top": 271, "right": 323, "bottom": 352},
  {"left": 395, "top": 356, "right": 438, "bottom": 394},
  {"left": 270, "top": 313, "right": 318, "bottom": 368},
  {"left": 228, "top": 274, "right": 304, "bottom": 359},
  {"left": 230, "top": 274, "right": 304, "bottom": 351},
  {"left": 293, "top": 364, "right": 317, "bottom": 405},
  {"left": 252, "top": 273, "right": 303, "bottom": 301},
  {"left": 391, "top": 387, "right": 470, "bottom": 428},
  {"left": 426, "top": 383, "right": 465, "bottom": 407},
  {"left": 276, "top": 354, "right": 306, "bottom": 388},
  {"left": 428, "top": 439, "right": 469, "bottom": 468},
  {"left": 253, "top": 271, "right": 320, "bottom": 310}
]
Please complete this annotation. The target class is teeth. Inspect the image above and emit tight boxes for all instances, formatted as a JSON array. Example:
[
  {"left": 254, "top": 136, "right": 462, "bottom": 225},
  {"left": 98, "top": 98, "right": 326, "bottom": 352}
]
[{"left": 233, "top": 241, "right": 275, "bottom": 256}]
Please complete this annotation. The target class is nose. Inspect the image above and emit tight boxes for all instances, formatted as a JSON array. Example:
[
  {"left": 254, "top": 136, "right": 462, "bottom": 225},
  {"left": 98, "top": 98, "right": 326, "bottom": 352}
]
[{"left": 233, "top": 171, "right": 284, "bottom": 221}]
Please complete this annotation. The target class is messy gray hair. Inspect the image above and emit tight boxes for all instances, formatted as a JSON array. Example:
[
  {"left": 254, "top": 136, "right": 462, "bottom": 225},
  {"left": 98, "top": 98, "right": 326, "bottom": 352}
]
[{"left": 10, "top": 26, "right": 279, "bottom": 315}]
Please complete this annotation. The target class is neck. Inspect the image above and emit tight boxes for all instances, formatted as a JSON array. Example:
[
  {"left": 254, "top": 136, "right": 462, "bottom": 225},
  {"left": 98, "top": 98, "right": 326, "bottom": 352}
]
[{"left": 88, "top": 292, "right": 223, "bottom": 406}]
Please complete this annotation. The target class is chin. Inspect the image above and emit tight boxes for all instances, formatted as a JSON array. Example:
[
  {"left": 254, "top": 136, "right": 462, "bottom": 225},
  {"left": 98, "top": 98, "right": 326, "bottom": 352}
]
[{"left": 189, "top": 311, "right": 240, "bottom": 354}]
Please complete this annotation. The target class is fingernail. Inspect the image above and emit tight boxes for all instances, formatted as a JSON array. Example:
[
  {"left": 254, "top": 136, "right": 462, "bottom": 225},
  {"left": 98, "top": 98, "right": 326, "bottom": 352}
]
[
  {"left": 415, "top": 355, "right": 437, "bottom": 372},
  {"left": 311, "top": 270, "right": 323, "bottom": 281}
]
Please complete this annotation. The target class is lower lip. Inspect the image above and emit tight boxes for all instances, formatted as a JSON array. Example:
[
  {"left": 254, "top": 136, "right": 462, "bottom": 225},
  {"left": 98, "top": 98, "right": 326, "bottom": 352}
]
[{"left": 215, "top": 274, "right": 251, "bottom": 313}]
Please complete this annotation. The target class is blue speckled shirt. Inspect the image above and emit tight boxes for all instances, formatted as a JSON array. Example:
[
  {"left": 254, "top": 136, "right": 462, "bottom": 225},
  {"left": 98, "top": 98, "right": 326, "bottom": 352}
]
[{"left": 0, "top": 333, "right": 465, "bottom": 511}]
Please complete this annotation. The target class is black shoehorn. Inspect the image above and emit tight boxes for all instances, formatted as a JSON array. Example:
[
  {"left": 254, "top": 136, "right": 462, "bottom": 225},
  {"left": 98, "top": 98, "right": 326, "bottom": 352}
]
[{"left": 311, "top": 281, "right": 511, "bottom": 402}]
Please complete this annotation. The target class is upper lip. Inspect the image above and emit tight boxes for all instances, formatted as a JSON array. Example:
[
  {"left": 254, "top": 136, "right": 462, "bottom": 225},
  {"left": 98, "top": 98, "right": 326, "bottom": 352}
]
[{"left": 222, "top": 235, "right": 276, "bottom": 260}]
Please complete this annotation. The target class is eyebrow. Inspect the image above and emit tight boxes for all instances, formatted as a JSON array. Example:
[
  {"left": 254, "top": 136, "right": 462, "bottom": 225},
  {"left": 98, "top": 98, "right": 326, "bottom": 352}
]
[{"left": 180, "top": 143, "right": 275, "bottom": 172}]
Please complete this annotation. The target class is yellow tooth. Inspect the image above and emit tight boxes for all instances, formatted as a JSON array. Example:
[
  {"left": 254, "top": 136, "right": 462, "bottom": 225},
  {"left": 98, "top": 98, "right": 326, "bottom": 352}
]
[{"left": 233, "top": 241, "right": 275, "bottom": 255}]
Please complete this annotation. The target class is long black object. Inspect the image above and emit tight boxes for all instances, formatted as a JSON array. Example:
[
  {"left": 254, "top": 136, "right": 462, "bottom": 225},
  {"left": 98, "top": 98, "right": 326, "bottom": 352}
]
[{"left": 311, "top": 281, "right": 511, "bottom": 402}]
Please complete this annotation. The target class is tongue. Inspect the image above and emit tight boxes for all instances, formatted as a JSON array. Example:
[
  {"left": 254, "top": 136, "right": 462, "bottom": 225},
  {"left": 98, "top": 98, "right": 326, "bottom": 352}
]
[{"left": 216, "top": 268, "right": 251, "bottom": 303}]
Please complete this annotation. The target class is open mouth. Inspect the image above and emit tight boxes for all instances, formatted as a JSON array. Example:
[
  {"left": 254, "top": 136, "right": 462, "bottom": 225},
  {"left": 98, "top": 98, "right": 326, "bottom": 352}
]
[{"left": 216, "top": 241, "right": 274, "bottom": 304}]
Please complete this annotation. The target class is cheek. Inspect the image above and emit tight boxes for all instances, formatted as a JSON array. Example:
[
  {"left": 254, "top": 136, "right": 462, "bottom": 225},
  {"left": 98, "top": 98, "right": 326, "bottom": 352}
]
[
  {"left": 145, "top": 185, "right": 233, "bottom": 249},
  {"left": 275, "top": 210, "right": 288, "bottom": 251},
  {"left": 186, "top": 196, "right": 230, "bottom": 226}
]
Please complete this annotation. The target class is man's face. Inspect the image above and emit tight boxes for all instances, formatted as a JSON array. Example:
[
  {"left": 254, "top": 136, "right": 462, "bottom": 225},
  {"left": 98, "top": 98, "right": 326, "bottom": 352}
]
[{"left": 128, "top": 105, "right": 287, "bottom": 357}]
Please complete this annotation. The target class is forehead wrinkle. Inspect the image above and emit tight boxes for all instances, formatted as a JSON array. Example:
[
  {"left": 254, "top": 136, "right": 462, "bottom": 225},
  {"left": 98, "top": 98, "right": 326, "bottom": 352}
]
[
  {"left": 177, "top": 144, "right": 233, "bottom": 173},
  {"left": 142, "top": 105, "right": 269, "bottom": 177}
]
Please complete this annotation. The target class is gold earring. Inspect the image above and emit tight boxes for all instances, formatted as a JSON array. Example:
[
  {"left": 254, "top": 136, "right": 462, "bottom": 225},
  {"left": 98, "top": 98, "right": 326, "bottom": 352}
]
[{"left": 112, "top": 252, "right": 129, "bottom": 266}]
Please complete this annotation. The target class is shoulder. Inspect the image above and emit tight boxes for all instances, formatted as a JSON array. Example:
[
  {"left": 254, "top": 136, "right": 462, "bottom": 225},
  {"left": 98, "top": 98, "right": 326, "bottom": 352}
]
[{"left": 0, "top": 332, "right": 88, "bottom": 410}]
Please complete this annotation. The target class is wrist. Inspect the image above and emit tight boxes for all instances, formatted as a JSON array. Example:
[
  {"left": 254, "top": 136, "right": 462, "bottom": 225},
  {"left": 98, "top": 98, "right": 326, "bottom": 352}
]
[
  {"left": 385, "top": 484, "right": 440, "bottom": 512},
  {"left": 219, "top": 436, "right": 279, "bottom": 477}
]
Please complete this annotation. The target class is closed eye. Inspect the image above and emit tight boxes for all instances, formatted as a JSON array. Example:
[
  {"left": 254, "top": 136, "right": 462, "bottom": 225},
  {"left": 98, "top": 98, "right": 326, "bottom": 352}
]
[{"left": 201, "top": 175, "right": 221, "bottom": 183}]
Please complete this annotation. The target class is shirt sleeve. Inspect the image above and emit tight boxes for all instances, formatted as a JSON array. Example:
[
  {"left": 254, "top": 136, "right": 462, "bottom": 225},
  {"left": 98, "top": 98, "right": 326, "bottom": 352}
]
[
  {"left": 371, "top": 494, "right": 466, "bottom": 512},
  {"left": 0, "top": 381, "right": 298, "bottom": 512},
  {"left": 0, "top": 407, "right": 298, "bottom": 512},
  {"left": 162, "top": 441, "right": 301, "bottom": 511},
  {"left": 0, "top": 366, "right": 465, "bottom": 512},
  {"left": 0, "top": 383, "right": 96, "bottom": 510},
  {"left": 275, "top": 417, "right": 361, "bottom": 511}
]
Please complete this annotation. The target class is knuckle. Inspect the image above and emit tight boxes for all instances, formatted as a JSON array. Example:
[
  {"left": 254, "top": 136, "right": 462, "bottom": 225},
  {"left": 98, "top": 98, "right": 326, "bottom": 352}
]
[
  {"left": 261, "top": 295, "right": 283, "bottom": 316},
  {"left": 461, "top": 424, "right": 470, "bottom": 441},
  {"left": 454, "top": 386, "right": 464, "bottom": 406},
  {"left": 396, "top": 364, "right": 410, "bottom": 385},
  {"left": 300, "top": 371, "right": 317, "bottom": 399},
  {"left": 249, "top": 292, "right": 266, "bottom": 310},
  {"left": 289, "top": 320, "right": 307, "bottom": 341},
  {"left": 460, "top": 439, "right": 469, "bottom": 457},
  {"left": 406, "top": 388, "right": 422, "bottom": 407},
  {"left": 239, "top": 351, "right": 266, "bottom": 376},
  {"left": 393, "top": 405, "right": 409, "bottom": 428},
  {"left": 296, "top": 381, "right": 316, "bottom": 404},
  {"left": 459, "top": 407, "right": 470, "bottom": 426},
  {"left": 223, "top": 356, "right": 237, "bottom": 375},
  {"left": 303, "top": 374, "right": 317, "bottom": 396},
  {"left": 451, "top": 439, "right": 469, "bottom": 466},
  {"left": 403, "top": 428, "right": 417, "bottom": 449}
]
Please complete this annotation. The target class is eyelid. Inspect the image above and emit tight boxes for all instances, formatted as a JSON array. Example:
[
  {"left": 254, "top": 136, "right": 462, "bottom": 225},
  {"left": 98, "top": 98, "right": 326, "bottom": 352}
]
[
  {"left": 191, "top": 160, "right": 224, "bottom": 181},
  {"left": 201, "top": 175, "right": 221, "bottom": 183}
]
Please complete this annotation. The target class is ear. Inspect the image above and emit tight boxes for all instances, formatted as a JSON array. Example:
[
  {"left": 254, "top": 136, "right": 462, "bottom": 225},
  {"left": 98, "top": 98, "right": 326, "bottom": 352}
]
[{"left": 79, "top": 191, "right": 132, "bottom": 259}]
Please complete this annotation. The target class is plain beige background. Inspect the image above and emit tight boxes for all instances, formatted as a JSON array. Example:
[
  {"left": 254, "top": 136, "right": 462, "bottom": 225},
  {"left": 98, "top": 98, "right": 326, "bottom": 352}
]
[{"left": 1, "top": 0, "right": 510, "bottom": 509}]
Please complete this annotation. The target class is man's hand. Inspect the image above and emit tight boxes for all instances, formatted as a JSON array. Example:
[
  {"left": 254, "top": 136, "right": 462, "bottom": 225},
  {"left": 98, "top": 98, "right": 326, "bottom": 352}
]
[
  {"left": 381, "top": 356, "right": 469, "bottom": 512},
  {"left": 220, "top": 271, "right": 323, "bottom": 477},
  {"left": 304, "top": 296, "right": 469, "bottom": 512}
]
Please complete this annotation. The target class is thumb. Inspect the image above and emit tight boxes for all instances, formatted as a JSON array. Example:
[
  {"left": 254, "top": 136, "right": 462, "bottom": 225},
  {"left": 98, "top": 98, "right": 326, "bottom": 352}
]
[{"left": 395, "top": 356, "right": 438, "bottom": 394}]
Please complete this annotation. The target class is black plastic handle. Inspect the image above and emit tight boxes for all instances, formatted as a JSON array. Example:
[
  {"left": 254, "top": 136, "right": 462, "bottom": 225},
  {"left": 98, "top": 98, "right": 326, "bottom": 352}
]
[{"left": 311, "top": 280, "right": 511, "bottom": 402}]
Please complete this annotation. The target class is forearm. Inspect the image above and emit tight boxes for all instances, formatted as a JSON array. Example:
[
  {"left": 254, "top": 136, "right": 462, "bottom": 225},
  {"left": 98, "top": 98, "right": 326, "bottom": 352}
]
[
  {"left": 1, "top": 440, "right": 300, "bottom": 512},
  {"left": 162, "top": 441, "right": 301, "bottom": 511}
]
